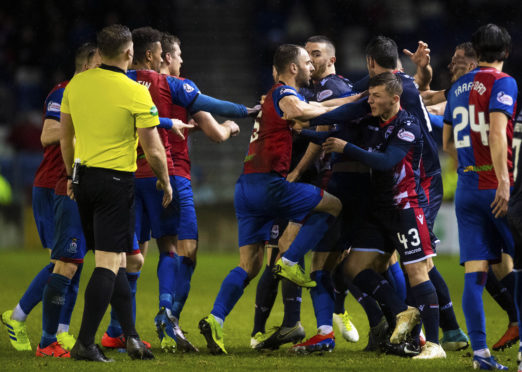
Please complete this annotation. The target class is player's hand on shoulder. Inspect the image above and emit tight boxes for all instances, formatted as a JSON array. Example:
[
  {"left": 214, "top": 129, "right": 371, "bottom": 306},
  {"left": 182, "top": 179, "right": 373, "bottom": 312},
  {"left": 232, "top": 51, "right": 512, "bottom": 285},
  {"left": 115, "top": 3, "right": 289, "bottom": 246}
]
[
  {"left": 322, "top": 137, "right": 347, "bottom": 154},
  {"left": 170, "top": 119, "right": 194, "bottom": 140},
  {"left": 247, "top": 104, "right": 261, "bottom": 117},
  {"left": 156, "top": 179, "right": 173, "bottom": 208},
  {"left": 224, "top": 120, "right": 240, "bottom": 136}
]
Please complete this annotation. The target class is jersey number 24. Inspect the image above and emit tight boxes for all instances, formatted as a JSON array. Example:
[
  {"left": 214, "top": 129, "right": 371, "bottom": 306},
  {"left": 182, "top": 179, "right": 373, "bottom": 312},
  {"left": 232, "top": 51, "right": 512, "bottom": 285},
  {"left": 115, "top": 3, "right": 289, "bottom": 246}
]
[{"left": 453, "top": 105, "right": 489, "bottom": 149}]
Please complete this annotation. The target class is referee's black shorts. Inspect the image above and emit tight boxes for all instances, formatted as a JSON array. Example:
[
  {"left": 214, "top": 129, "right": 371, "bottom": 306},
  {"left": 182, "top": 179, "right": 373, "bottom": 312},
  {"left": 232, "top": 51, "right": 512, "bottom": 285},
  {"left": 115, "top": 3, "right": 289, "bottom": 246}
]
[{"left": 73, "top": 166, "right": 135, "bottom": 253}]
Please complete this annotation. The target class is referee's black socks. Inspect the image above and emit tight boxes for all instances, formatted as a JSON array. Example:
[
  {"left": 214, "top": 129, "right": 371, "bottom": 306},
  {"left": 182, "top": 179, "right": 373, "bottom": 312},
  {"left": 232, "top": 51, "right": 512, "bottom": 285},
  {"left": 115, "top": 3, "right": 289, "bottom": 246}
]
[
  {"left": 78, "top": 267, "right": 116, "bottom": 346},
  {"left": 110, "top": 268, "right": 138, "bottom": 339}
]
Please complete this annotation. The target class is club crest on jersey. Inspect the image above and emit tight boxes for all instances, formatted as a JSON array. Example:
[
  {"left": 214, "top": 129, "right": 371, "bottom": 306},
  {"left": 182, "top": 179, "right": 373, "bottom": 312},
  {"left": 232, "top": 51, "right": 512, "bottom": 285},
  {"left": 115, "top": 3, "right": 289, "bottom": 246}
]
[
  {"left": 271, "top": 225, "right": 280, "bottom": 239},
  {"left": 47, "top": 101, "right": 61, "bottom": 112},
  {"left": 497, "top": 91, "right": 513, "bottom": 106},
  {"left": 384, "top": 125, "right": 395, "bottom": 139},
  {"left": 417, "top": 214, "right": 424, "bottom": 225},
  {"left": 397, "top": 128, "right": 415, "bottom": 142},
  {"left": 317, "top": 89, "right": 333, "bottom": 102},
  {"left": 183, "top": 83, "right": 194, "bottom": 93},
  {"left": 68, "top": 238, "right": 78, "bottom": 254}
]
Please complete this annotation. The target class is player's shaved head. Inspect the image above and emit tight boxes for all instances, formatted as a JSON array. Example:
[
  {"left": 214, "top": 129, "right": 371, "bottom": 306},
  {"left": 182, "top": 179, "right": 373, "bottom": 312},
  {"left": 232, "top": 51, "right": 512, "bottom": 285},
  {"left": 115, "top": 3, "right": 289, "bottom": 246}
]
[
  {"left": 273, "top": 44, "right": 304, "bottom": 74},
  {"left": 132, "top": 26, "right": 163, "bottom": 63},
  {"left": 369, "top": 72, "right": 403, "bottom": 97},
  {"left": 75, "top": 42, "right": 98, "bottom": 72},
  {"left": 472, "top": 23, "right": 511, "bottom": 63},
  {"left": 97, "top": 24, "right": 132, "bottom": 60},
  {"left": 306, "top": 35, "right": 335, "bottom": 56},
  {"left": 365, "top": 36, "right": 399, "bottom": 69},
  {"left": 456, "top": 42, "right": 477, "bottom": 62}
]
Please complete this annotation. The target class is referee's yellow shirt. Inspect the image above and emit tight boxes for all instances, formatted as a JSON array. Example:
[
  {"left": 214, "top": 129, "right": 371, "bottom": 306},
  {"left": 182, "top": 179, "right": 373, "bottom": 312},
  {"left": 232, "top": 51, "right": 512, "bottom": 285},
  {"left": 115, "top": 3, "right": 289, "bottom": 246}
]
[{"left": 61, "top": 65, "right": 159, "bottom": 172}]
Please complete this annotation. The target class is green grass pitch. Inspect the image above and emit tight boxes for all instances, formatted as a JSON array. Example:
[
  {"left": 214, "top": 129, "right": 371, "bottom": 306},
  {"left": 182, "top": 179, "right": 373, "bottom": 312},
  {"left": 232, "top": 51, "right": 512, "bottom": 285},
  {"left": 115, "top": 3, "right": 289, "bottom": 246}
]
[{"left": 0, "top": 249, "right": 519, "bottom": 371}]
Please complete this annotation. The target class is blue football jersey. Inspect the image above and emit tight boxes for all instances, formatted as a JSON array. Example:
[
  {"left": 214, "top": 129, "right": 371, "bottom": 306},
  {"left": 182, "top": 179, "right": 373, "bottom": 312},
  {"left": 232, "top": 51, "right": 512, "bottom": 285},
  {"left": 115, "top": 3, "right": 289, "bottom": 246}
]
[{"left": 443, "top": 67, "right": 518, "bottom": 189}]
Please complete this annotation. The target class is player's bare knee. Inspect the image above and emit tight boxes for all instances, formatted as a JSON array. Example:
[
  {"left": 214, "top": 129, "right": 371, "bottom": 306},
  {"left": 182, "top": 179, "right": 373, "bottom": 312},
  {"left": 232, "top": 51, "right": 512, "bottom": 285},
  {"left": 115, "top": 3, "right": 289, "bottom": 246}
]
[
  {"left": 127, "top": 253, "right": 144, "bottom": 272},
  {"left": 53, "top": 260, "right": 78, "bottom": 279},
  {"left": 403, "top": 260, "right": 429, "bottom": 286}
]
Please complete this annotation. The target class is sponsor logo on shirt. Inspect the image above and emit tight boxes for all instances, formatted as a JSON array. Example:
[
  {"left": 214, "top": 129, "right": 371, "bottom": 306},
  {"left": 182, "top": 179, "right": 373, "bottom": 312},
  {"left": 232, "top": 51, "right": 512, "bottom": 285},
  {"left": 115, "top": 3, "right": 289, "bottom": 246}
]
[
  {"left": 397, "top": 128, "right": 415, "bottom": 142},
  {"left": 150, "top": 106, "right": 158, "bottom": 116},
  {"left": 417, "top": 214, "right": 424, "bottom": 225},
  {"left": 47, "top": 101, "right": 61, "bottom": 112},
  {"left": 271, "top": 224, "right": 280, "bottom": 239},
  {"left": 317, "top": 89, "right": 333, "bottom": 102},
  {"left": 280, "top": 88, "right": 296, "bottom": 96},
  {"left": 183, "top": 83, "right": 194, "bottom": 93},
  {"left": 497, "top": 91, "right": 513, "bottom": 106}
]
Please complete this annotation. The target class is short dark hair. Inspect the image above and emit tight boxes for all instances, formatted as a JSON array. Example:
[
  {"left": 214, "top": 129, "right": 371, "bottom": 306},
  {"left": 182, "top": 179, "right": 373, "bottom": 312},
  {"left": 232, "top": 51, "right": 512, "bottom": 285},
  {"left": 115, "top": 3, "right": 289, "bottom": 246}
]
[
  {"left": 456, "top": 42, "right": 478, "bottom": 61},
  {"left": 365, "top": 36, "right": 399, "bottom": 69},
  {"left": 273, "top": 44, "right": 303, "bottom": 74},
  {"left": 75, "top": 42, "right": 97, "bottom": 72},
  {"left": 472, "top": 23, "right": 511, "bottom": 62},
  {"left": 306, "top": 35, "right": 335, "bottom": 55},
  {"left": 97, "top": 24, "right": 132, "bottom": 59},
  {"left": 132, "top": 26, "right": 162, "bottom": 63},
  {"left": 161, "top": 33, "right": 181, "bottom": 59},
  {"left": 369, "top": 72, "right": 403, "bottom": 96}
]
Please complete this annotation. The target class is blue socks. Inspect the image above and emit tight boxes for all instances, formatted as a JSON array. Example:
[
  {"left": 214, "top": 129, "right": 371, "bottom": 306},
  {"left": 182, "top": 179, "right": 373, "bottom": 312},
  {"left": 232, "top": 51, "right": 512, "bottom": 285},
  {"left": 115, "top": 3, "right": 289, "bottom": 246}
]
[
  {"left": 429, "top": 266, "right": 459, "bottom": 331},
  {"left": 58, "top": 263, "right": 82, "bottom": 329},
  {"left": 283, "top": 213, "right": 333, "bottom": 263},
  {"left": 19, "top": 263, "right": 55, "bottom": 316},
  {"left": 463, "top": 272, "right": 488, "bottom": 351},
  {"left": 310, "top": 270, "right": 334, "bottom": 328},
  {"left": 252, "top": 265, "right": 279, "bottom": 335},
  {"left": 410, "top": 280, "right": 439, "bottom": 344},
  {"left": 211, "top": 267, "right": 249, "bottom": 322},
  {"left": 40, "top": 273, "right": 70, "bottom": 348},
  {"left": 172, "top": 256, "right": 195, "bottom": 320},
  {"left": 158, "top": 252, "right": 178, "bottom": 309},
  {"left": 387, "top": 261, "right": 407, "bottom": 301},
  {"left": 127, "top": 271, "right": 140, "bottom": 323}
]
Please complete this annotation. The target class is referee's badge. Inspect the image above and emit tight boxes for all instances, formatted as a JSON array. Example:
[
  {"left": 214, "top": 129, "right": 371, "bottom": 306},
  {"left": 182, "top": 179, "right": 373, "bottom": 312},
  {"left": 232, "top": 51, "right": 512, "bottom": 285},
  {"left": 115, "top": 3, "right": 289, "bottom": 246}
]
[{"left": 150, "top": 106, "right": 158, "bottom": 116}]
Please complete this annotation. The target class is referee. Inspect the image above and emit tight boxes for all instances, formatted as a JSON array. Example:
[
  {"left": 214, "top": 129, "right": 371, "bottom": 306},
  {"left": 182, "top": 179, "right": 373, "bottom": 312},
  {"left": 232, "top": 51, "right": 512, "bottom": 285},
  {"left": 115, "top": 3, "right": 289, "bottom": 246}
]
[{"left": 60, "top": 24, "right": 172, "bottom": 362}]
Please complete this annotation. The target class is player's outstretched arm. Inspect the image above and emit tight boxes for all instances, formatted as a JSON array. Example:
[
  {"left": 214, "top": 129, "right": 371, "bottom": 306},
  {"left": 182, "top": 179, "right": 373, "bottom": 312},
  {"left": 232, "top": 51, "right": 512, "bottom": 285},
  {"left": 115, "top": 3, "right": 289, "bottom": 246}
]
[
  {"left": 310, "top": 97, "right": 370, "bottom": 127},
  {"left": 319, "top": 92, "right": 365, "bottom": 108},
  {"left": 41, "top": 118, "right": 61, "bottom": 147},
  {"left": 322, "top": 137, "right": 408, "bottom": 171},
  {"left": 137, "top": 126, "right": 172, "bottom": 208},
  {"left": 421, "top": 90, "right": 447, "bottom": 107},
  {"left": 192, "top": 111, "right": 240, "bottom": 143},
  {"left": 489, "top": 111, "right": 510, "bottom": 218},
  {"left": 279, "top": 94, "right": 330, "bottom": 122}
]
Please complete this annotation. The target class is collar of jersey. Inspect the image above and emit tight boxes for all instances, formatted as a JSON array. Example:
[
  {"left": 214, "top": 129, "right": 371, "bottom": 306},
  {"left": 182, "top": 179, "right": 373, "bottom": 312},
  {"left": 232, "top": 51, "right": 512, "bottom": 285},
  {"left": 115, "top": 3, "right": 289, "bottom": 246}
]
[
  {"left": 100, "top": 64, "right": 126, "bottom": 74},
  {"left": 379, "top": 108, "right": 402, "bottom": 127}
]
